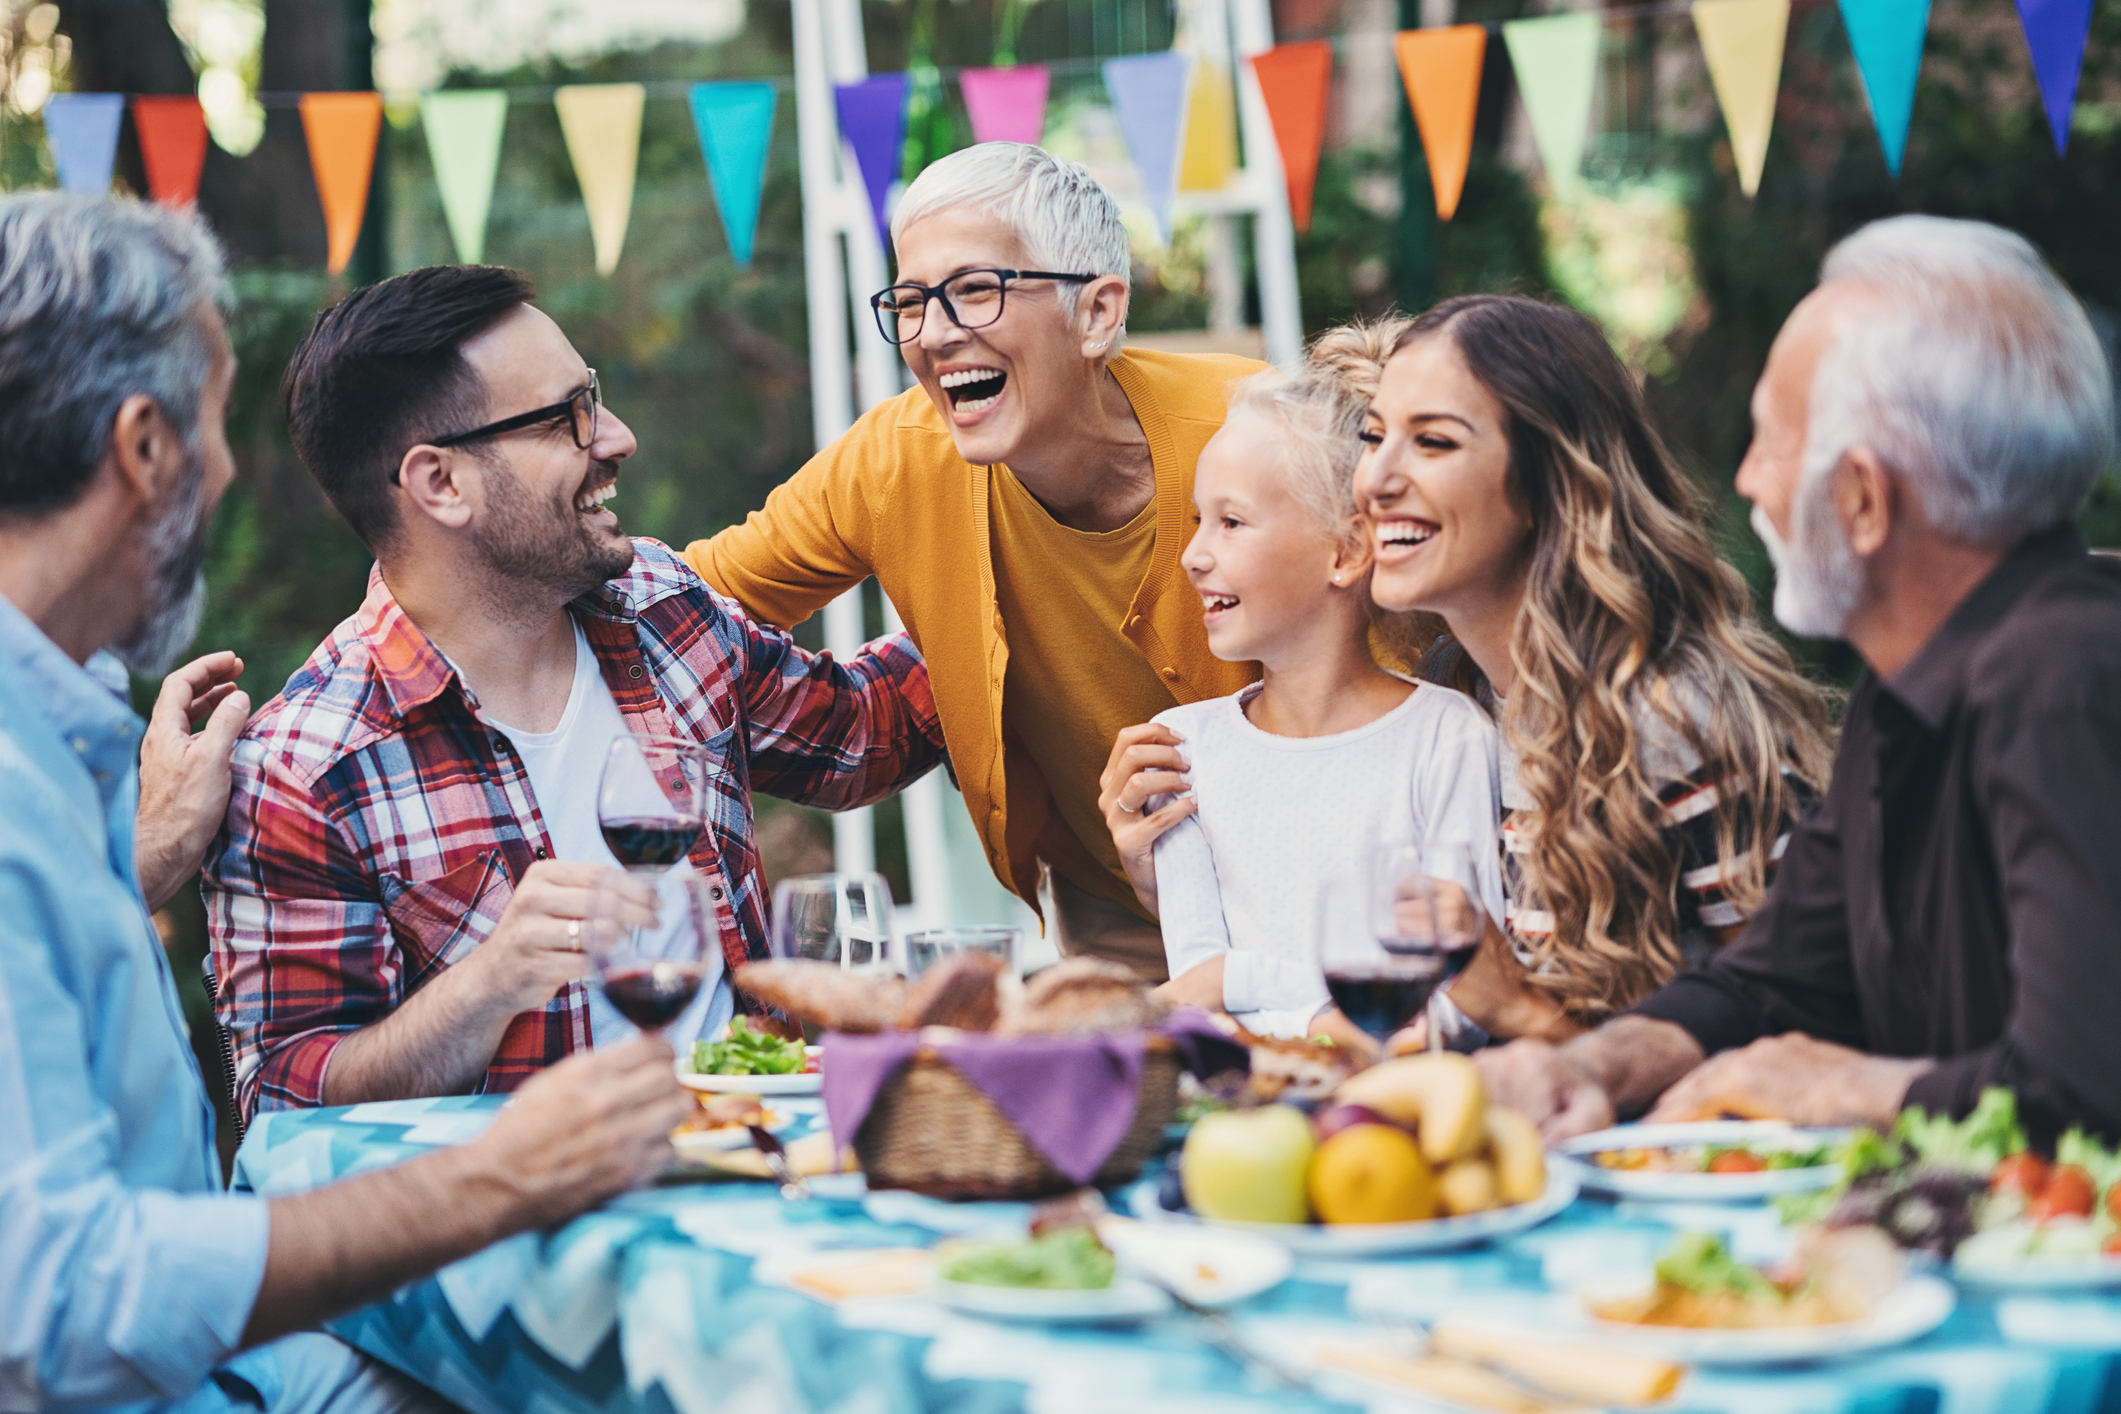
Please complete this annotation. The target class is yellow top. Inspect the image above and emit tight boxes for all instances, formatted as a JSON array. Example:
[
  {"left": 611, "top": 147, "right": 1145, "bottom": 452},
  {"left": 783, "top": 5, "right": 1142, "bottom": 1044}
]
[
  {"left": 682, "top": 347, "right": 1266, "bottom": 916},
  {"left": 988, "top": 464, "right": 1182, "bottom": 910}
]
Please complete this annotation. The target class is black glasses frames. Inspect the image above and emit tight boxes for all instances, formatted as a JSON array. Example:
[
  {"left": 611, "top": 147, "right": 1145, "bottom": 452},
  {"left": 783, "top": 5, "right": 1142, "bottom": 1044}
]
[
  {"left": 869, "top": 270, "right": 1099, "bottom": 346},
  {"left": 427, "top": 369, "right": 602, "bottom": 453}
]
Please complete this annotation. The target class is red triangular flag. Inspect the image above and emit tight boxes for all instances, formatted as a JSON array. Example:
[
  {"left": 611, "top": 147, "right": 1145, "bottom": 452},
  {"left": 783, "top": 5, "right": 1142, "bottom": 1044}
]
[
  {"left": 131, "top": 97, "right": 208, "bottom": 209},
  {"left": 1248, "top": 42, "right": 1333, "bottom": 234}
]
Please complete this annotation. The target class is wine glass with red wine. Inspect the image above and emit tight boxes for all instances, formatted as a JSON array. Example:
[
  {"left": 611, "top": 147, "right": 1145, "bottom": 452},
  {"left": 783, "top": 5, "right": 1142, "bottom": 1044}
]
[
  {"left": 598, "top": 734, "right": 709, "bottom": 875},
  {"left": 584, "top": 868, "right": 710, "bottom": 1035},
  {"left": 1319, "top": 843, "right": 1487, "bottom": 1049}
]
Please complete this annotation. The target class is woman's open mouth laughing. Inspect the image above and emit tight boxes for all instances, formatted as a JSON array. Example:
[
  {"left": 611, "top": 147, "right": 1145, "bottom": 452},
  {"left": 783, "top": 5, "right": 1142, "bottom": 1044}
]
[{"left": 939, "top": 365, "right": 1008, "bottom": 420}]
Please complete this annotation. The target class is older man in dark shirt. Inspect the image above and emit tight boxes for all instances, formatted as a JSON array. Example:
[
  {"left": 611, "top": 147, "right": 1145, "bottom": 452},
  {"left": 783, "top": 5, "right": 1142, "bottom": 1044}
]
[{"left": 1481, "top": 215, "right": 2121, "bottom": 1146}]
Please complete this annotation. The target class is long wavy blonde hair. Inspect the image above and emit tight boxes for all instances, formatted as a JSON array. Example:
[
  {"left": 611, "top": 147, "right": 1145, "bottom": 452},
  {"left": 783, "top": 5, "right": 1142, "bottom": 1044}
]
[{"left": 1375, "top": 295, "right": 1836, "bottom": 1020}]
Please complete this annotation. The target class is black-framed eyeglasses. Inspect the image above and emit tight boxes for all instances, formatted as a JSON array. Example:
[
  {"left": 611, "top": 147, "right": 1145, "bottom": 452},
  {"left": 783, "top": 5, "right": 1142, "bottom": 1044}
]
[
  {"left": 427, "top": 369, "right": 601, "bottom": 453},
  {"left": 870, "top": 269, "right": 1099, "bottom": 345}
]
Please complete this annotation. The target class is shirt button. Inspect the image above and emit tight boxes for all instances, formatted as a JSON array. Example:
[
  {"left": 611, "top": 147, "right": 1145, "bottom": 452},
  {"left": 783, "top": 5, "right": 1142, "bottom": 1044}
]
[
  {"left": 71, "top": 736, "right": 89, "bottom": 753},
  {"left": 628, "top": 664, "right": 644, "bottom": 680},
  {"left": 709, "top": 884, "right": 726, "bottom": 901},
  {"left": 535, "top": 846, "right": 549, "bottom": 860}
]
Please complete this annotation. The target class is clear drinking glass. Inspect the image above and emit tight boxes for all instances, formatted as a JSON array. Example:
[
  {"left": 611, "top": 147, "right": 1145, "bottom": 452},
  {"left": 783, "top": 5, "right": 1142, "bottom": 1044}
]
[
  {"left": 596, "top": 734, "right": 709, "bottom": 876},
  {"left": 1369, "top": 842, "right": 1486, "bottom": 1052},
  {"left": 768, "top": 872, "right": 896, "bottom": 973},
  {"left": 903, "top": 926, "right": 1021, "bottom": 981},
  {"left": 583, "top": 868, "right": 707, "bottom": 1036}
]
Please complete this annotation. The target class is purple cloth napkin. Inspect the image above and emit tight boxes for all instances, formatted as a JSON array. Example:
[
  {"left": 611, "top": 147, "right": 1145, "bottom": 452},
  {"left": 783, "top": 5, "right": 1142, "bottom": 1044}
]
[{"left": 820, "top": 1009, "right": 1247, "bottom": 1186}]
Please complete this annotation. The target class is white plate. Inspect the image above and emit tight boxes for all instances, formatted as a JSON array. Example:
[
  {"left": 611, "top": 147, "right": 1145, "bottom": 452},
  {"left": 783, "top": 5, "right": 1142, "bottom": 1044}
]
[
  {"left": 1557, "top": 1122, "right": 1849, "bottom": 1203},
  {"left": 669, "top": 1108, "right": 791, "bottom": 1160},
  {"left": 1132, "top": 1167, "right": 1579, "bottom": 1257},
  {"left": 1096, "top": 1217, "right": 1293, "bottom": 1308},
  {"left": 1954, "top": 1254, "right": 2121, "bottom": 1291},
  {"left": 676, "top": 1047, "right": 822, "bottom": 1095},
  {"left": 930, "top": 1274, "right": 1173, "bottom": 1324},
  {"left": 1577, "top": 1272, "right": 1956, "bottom": 1366}
]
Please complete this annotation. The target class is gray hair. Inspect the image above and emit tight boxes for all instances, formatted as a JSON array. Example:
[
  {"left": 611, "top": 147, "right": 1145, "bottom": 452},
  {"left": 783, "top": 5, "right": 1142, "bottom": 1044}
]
[
  {"left": 0, "top": 192, "right": 227, "bottom": 516},
  {"left": 1806, "top": 215, "right": 2115, "bottom": 544},
  {"left": 890, "top": 142, "right": 1131, "bottom": 320}
]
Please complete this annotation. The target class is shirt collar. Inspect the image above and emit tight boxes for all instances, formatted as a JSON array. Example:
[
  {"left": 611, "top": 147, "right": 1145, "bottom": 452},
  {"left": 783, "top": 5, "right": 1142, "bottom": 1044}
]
[
  {"left": 1883, "top": 523, "right": 2089, "bottom": 733},
  {"left": 0, "top": 593, "right": 141, "bottom": 758}
]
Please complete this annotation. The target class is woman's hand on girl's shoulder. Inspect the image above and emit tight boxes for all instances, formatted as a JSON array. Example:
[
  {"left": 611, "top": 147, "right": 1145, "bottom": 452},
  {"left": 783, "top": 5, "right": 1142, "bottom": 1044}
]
[{"left": 1099, "top": 722, "right": 1197, "bottom": 919}]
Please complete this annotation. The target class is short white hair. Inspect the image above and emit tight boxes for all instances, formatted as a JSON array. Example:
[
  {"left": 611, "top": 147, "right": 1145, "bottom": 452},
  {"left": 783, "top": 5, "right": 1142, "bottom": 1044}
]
[
  {"left": 1805, "top": 215, "right": 2115, "bottom": 544},
  {"left": 890, "top": 142, "right": 1131, "bottom": 304}
]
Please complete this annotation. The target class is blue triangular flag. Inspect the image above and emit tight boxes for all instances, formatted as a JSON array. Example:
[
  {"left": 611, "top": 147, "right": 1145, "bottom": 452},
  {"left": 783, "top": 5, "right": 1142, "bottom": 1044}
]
[
  {"left": 44, "top": 93, "right": 125, "bottom": 194},
  {"left": 834, "top": 74, "right": 908, "bottom": 251},
  {"left": 1103, "top": 51, "right": 1192, "bottom": 238},
  {"left": 2014, "top": 0, "right": 2093, "bottom": 154},
  {"left": 1838, "top": 0, "right": 1931, "bottom": 175},
  {"left": 689, "top": 82, "right": 777, "bottom": 266}
]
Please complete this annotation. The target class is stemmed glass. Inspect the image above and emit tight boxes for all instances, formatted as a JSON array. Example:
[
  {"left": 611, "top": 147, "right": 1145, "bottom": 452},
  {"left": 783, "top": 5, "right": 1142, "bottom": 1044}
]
[
  {"left": 597, "top": 734, "right": 709, "bottom": 876},
  {"left": 583, "top": 868, "right": 708, "bottom": 1034},
  {"left": 769, "top": 872, "right": 896, "bottom": 973},
  {"left": 1318, "top": 843, "right": 1487, "bottom": 1050}
]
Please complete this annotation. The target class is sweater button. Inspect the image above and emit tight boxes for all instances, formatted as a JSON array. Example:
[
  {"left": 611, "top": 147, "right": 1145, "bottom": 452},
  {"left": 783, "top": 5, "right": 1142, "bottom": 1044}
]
[{"left": 1160, "top": 667, "right": 1178, "bottom": 680}]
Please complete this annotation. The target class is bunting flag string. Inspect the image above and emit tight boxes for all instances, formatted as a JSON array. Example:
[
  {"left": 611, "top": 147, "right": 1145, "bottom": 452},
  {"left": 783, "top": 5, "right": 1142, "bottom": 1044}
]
[
  {"left": 1692, "top": 0, "right": 1790, "bottom": 197},
  {"left": 1103, "top": 50, "right": 1193, "bottom": 237},
  {"left": 833, "top": 73, "right": 910, "bottom": 251},
  {"left": 298, "top": 91, "right": 384, "bottom": 276},
  {"left": 1249, "top": 41, "right": 1333, "bottom": 233},
  {"left": 1178, "top": 58, "right": 1238, "bottom": 192},
  {"left": 958, "top": 65, "right": 1050, "bottom": 145},
  {"left": 2014, "top": 0, "right": 2094, "bottom": 153},
  {"left": 421, "top": 89, "right": 507, "bottom": 265},
  {"left": 555, "top": 83, "right": 646, "bottom": 276},
  {"left": 689, "top": 81, "right": 777, "bottom": 266},
  {"left": 42, "top": 93, "right": 124, "bottom": 193},
  {"left": 1502, "top": 12, "right": 1603, "bottom": 195},
  {"left": 1396, "top": 25, "right": 1487, "bottom": 220},
  {"left": 132, "top": 96, "right": 208, "bottom": 208},
  {"left": 1840, "top": 0, "right": 1932, "bottom": 175}
]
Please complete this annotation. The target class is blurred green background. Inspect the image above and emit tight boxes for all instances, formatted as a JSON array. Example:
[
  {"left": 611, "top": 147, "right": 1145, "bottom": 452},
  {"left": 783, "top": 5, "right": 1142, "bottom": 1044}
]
[{"left": 14, "top": 0, "right": 2118, "bottom": 1157}]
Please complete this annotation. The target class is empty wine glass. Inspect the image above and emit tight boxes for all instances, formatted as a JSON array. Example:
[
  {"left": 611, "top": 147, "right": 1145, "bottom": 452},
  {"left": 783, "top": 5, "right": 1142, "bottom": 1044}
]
[
  {"left": 903, "top": 926, "right": 1021, "bottom": 981},
  {"left": 597, "top": 734, "right": 709, "bottom": 876},
  {"left": 1370, "top": 842, "right": 1487, "bottom": 1052},
  {"left": 583, "top": 867, "right": 708, "bottom": 1037},
  {"left": 769, "top": 872, "right": 895, "bottom": 973}
]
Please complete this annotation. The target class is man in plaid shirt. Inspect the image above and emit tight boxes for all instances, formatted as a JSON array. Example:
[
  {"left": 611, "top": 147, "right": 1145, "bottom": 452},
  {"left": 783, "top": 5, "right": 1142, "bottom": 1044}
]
[{"left": 204, "top": 266, "right": 944, "bottom": 1120}]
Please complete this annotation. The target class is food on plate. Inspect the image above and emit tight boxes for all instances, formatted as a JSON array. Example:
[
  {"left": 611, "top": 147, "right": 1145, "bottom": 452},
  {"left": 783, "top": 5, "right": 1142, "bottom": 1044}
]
[
  {"left": 1181, "top": 1104, "right": 1317, "bottom": 1224},
  {"left": 935, "top": 1225, "right": 1117, "bottom": 1290},
  {"left": 1589, "top": 1226, "right": 1902, "bottom": 1330},
  {"left": 1334, "top": 1053, "right": 1488, "bottom": 1164},
  {"left": 1316, "top": 1324, "right": 1684, "bottom": 1412},
  {"left": 997, "top": 957, "right": 1170, "bottom": 1035},
  {"left": 674, "top": 1092, "right": 772, "bottom": 1134},
  {"left": 1312, "top": 1101, "right": 1391, "bottom": 1141},
  {"left": 1437, "top": 1157, "right": 1501, "bottom": 1217},
  {"left": 732, "top": 960, "right": 908, "bottom": 1033},
  {"left": 1307, "top": 1123, "right": 1437, "bottom": 1225},
  {"left": 1234, "top": 1028, "right": 1356, "bottom": 1102},
  {"left": 896, "top": 951, "right": 1007, "bottom": 1031},
  {"left": 1485, "top": 1108, "right": 1547, "bottom": 1205},
  {"left": 688, "top": 1018, "right": 812, "bottom": 1076},
  {"left": 1591, "top": 1138, "right": 1834, "bottom": 1176},
  {"left": 788, "top": 1249, "right": 934, "bottom": 1302}
]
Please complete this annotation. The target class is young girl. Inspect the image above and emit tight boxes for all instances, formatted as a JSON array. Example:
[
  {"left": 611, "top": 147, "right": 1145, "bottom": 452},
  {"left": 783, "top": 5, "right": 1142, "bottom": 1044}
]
[{"left": 1134, "top": 328, "right": 1505, "bottom": 1038}]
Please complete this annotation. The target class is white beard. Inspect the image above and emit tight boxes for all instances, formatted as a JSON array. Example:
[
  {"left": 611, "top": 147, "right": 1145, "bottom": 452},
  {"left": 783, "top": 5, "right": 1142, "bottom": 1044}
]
[
  {"left": 1752, "top": 474, "right": 1864, "bottom": 639},
  {"left": 112, "top": 448, "right": 211, "bottom": 678}
]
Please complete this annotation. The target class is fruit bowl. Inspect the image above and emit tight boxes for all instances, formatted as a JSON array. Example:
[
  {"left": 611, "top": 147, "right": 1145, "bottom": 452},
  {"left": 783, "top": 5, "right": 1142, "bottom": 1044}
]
[{"left": 1130, "top": 1165, "right": 1579, "bottom": 1257}]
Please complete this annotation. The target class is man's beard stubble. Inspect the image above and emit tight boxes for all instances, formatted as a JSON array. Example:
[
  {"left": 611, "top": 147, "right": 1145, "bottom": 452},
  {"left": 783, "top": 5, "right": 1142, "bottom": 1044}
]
[
  {"left": 112, "top": 446, "right": 210, "bottom": 678},
  {"left": 471, "top": 456, "right": 635, "bottom": 603}
]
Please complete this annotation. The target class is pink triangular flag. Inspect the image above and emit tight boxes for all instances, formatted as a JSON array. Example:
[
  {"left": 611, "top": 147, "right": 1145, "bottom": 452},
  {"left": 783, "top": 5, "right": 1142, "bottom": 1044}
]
[{"left": 959, "top": 65, "right": 1050, "bottom": 146}]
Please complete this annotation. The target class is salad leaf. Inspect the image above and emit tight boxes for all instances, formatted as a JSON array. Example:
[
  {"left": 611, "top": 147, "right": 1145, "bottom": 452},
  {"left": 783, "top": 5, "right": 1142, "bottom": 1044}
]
[
  {"left": 2056, "top": 1128, "right": 2121, "bottom": 1195},
  {"left": 937, "top": 1227, "right": 1116, "bottom": 1290},
  {"left": 690, "top": 1019, "right": 806, "bottom": 1076},
  {"left": 1890, "top": 1088, "right": 2025, "bottom": 1173},
  {"left": 1654, "top": 1232, "right": 1780, "bottom": 1300}
]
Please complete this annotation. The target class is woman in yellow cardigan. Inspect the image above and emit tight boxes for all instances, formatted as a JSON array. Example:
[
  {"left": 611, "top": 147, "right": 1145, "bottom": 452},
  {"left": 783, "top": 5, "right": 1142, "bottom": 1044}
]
[{"left": 684, "top": 143, "right": 1262, "bottom": 978}]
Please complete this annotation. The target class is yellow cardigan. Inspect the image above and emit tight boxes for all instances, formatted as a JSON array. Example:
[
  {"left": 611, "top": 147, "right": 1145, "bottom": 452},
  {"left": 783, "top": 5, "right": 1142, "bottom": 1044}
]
[{"left": 683, "top": 347, "right": 1264, "bottom": 911}]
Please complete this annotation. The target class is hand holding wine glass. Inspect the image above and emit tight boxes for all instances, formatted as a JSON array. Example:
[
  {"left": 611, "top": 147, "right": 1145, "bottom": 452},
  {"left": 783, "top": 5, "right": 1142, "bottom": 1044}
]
[{"left": 584, "top": 868, "right": 707, "bottom": 1034}]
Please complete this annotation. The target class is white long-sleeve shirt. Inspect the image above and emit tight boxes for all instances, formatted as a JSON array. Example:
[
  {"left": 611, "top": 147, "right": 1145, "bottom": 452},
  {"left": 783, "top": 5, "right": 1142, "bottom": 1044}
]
[{"left": 1150, "top": 681, "right": 1505, "bottom": 1037}]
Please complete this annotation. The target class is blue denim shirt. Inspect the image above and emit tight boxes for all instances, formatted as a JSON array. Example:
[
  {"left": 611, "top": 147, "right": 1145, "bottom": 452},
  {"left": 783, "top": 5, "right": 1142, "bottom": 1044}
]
[{"left": 0, "top": 595, "right": 269, "bottom": 1411}]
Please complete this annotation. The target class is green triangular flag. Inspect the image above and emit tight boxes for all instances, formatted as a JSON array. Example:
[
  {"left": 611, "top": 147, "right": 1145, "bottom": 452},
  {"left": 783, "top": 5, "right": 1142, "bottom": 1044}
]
[
  {"left": 1502, "top": 12, "right": 1602, "bottom": 195},
  {"left": 421, "top": 90, "right": 508, "bottom": 264}
]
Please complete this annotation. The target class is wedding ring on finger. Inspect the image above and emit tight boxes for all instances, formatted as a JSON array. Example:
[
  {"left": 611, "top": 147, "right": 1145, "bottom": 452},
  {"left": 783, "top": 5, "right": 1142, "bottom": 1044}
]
[{"left": 565, "top": 920, "right": 582, "bottom": 951}]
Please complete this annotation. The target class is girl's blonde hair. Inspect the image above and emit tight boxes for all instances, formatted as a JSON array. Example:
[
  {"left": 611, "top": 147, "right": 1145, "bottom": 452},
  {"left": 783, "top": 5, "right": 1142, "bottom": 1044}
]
[
  {"left": 1380, "top": 295, "right": 1835, "bottom": 1020},
  {"left": 1225, "top": 318, "right": 1445, "bottom": 664}
]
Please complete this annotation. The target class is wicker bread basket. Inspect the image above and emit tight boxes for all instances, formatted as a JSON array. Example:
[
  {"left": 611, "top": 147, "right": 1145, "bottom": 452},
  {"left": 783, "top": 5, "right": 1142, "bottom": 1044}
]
[{"left": 851, "top": 1035, "right": 1182, "bottom": 1199}]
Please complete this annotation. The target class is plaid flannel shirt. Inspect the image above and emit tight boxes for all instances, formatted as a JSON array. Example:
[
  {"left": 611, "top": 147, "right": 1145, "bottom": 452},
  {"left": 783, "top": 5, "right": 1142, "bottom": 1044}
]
[{"left": 203, "top": 539, "right": 943, "bottom": 1119}]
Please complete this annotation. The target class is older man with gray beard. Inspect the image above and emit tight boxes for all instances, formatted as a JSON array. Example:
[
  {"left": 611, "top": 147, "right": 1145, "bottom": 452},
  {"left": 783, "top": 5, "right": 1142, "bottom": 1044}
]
[{"left": 1478, "top": 215, "right": 2121, "bottom": 1149}]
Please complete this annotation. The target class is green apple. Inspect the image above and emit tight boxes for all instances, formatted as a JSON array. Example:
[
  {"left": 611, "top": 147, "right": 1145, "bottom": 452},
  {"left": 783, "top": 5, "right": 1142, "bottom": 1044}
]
[{"left": 1181, "top": 1105, "right": 1316, "bottom": 1224}]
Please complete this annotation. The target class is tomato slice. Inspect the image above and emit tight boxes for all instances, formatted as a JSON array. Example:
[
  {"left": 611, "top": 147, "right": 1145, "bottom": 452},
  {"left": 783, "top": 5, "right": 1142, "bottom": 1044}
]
[
  {"left": 1991, "top": 1152, "right": 2051, "bottom": 1197},
  {"left": 2027, "top": 1165, "right": 2097, "bottom": 1223},
  {"left": 1707, "top": 1149, "right": 1767, "bottom": 1174}
]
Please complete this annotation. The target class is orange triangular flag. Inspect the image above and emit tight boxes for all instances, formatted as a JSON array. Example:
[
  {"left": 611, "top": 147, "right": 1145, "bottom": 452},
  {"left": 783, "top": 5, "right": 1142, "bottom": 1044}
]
[
  {"left": 298, "top": 92, "right": 383, "bottom": 275},
  {"left": 1395, "top": 26, "right": 1486, "bottom": 221},
  {"left": 132, "top": 97, "right": 208, "bottom": 208},
  {"left": 1248, "top": 42, "right": 1333, "bottom": 233}
]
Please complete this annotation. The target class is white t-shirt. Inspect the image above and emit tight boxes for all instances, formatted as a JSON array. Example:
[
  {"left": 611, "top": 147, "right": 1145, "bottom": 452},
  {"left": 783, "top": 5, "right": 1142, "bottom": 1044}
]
[
  {"left": 1149, "top": 680, "right": 1505, "bottom": 1038},
  {"left": 489, "top": 621, "right": 733, "bottom": 1049}
]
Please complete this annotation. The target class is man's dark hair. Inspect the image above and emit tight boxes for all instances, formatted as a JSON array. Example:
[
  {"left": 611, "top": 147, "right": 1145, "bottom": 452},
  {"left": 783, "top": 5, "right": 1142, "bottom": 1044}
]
[{"left": 282, "top": 264, "right": 534, "bottom": 550}]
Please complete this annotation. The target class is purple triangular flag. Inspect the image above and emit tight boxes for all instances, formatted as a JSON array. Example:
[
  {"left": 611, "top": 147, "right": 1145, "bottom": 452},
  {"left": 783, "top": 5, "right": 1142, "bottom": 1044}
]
[
  {"left": 2014, "top": 0, "right": 2093, "bottom": 153},
  {"left": 834, "top": 73, "right": 909, "bottom": 251},
  {"left": 43, "top": 93, "right": 125, "bottom": 194},
  {"left": 960, "top": 65, "right": 1051, "bottom": 145},
  {"left": 1103, "top": 51, "right": 1193, "bottom": 238}
]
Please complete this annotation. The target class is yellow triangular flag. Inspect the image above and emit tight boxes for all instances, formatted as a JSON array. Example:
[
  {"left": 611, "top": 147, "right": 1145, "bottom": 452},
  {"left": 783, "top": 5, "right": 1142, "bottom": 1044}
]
[
  {"left": 554, "top": 83, "right": 645, "bottom": 275},
  {"left": 1178, "top": 59, "right": 1237, "bottom": 192},
  {"left": 1692, "top": 0, "right": 1789, "bottom": 197}
]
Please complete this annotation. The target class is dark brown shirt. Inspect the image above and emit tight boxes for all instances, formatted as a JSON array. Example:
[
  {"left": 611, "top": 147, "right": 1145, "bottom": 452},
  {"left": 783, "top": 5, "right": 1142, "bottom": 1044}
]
[{"left": 1633, "top": 527, "right": 2121, "bottom": 1144}]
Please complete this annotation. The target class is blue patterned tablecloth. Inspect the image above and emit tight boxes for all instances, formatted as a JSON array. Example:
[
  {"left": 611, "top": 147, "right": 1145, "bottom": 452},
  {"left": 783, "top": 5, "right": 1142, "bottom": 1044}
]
[{"left": 232, "top": 1097, "right": 2121, "bottom": 1414}]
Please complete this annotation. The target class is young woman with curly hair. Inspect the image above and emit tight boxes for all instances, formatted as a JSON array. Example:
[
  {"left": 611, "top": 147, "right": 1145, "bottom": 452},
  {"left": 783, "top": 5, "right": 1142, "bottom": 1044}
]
[{"left": 1353, "top": 294, "right": 1834, "bottom": 1042}]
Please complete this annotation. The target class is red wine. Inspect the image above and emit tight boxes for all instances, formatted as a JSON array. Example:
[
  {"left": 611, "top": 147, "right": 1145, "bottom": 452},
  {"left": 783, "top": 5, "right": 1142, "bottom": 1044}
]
[
  {"left": 1325, "top": 944, "right": 1478, "bottom": 1040},
  {"left": 601, "top": 962, "right": 704, "bottom": 1029},
  {"left": 600, "top": 816, "right": 700, "bottom": 870}
]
